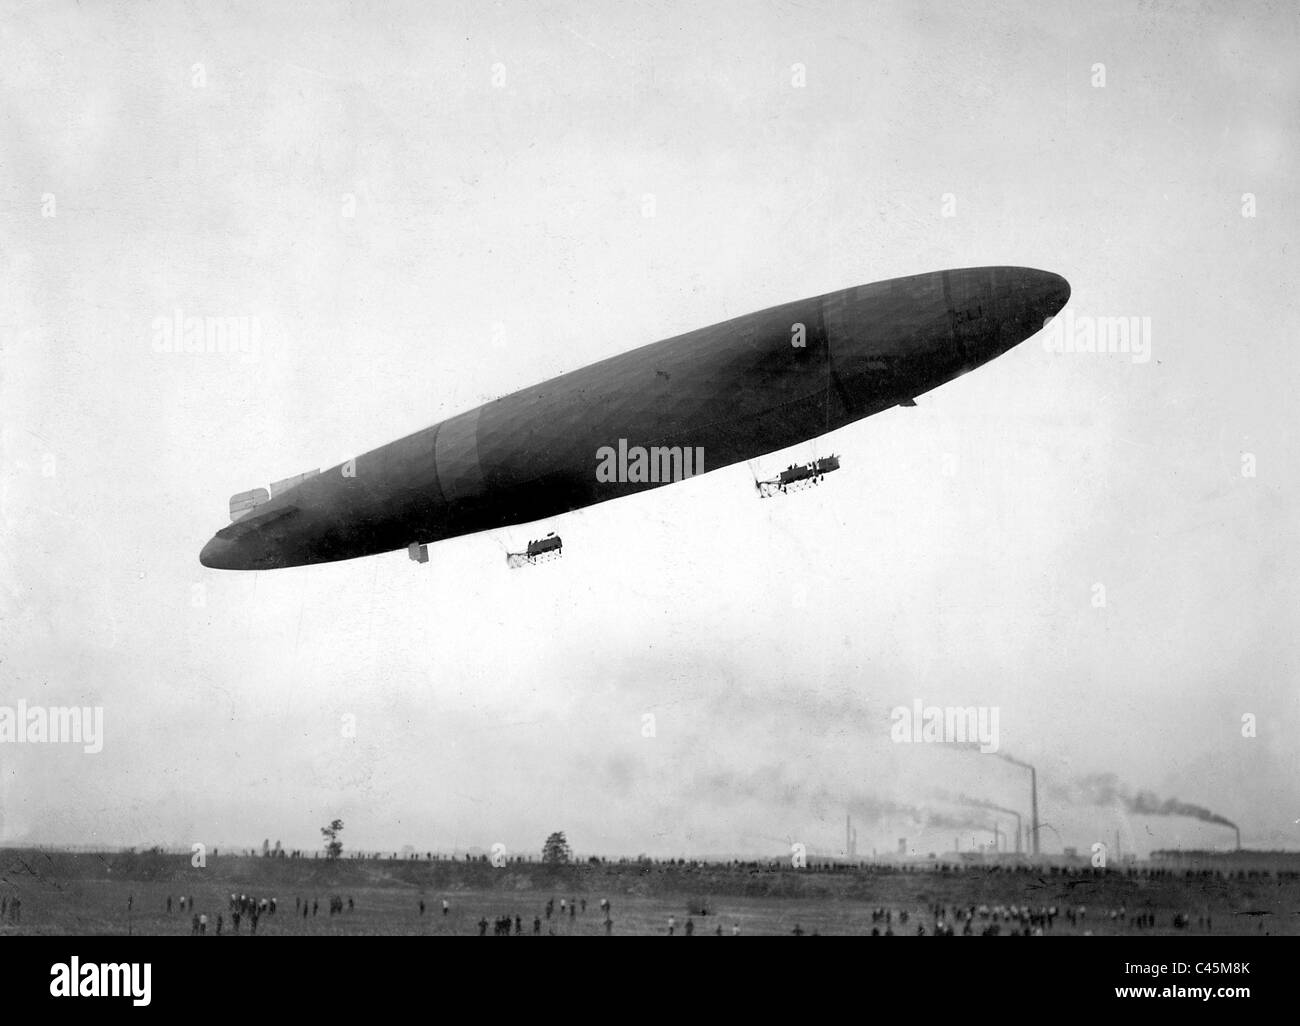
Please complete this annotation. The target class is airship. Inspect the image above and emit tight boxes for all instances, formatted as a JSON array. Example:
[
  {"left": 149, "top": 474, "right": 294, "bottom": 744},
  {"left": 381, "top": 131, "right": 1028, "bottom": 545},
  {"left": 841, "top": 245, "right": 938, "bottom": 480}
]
[{"left": 200, "top": 265, "right": 1069, "bottom": 570}]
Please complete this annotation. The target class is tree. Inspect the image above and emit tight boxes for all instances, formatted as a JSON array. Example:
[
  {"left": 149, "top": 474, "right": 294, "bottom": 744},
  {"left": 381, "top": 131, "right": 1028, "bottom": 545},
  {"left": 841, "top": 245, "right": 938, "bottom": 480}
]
[
  {"left": 542, "top": 831, "right": 572, "bottom": 865},
  {"left": 321, "top": 819, "right": 344, "bottom": 860}
]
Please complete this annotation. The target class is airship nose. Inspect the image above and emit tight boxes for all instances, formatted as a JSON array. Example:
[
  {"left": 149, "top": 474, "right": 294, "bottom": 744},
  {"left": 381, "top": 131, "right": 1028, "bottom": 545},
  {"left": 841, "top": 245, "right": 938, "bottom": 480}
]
[
  {"left": 1032, "top": 270, "right": 1071, "bottom": 322},
  {"left": 989, "top": 267, "right": 1071, "bottom": 357}
]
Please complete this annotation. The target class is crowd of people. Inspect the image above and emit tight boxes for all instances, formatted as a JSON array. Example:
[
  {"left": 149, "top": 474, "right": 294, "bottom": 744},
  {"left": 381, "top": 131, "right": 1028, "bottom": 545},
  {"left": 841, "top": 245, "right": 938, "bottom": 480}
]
[
  {"left": 664, "top": 912, "right": 742, "bottom": 936},
  {"left": 469, "top": 895, "right": 619, "bottom": 936},
  {"left": 847, "top": 902, "right": 1212, "bottom": 937},
  {"left": 0, "top": 879, "right": 1247, "bottom": 936},
  {"left": 154, "top": 891, "right": 364, "bottom": 935}
]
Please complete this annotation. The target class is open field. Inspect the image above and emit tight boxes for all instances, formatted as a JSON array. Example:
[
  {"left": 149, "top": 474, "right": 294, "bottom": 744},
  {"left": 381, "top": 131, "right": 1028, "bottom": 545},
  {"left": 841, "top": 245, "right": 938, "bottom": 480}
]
[{"left": 2, "top": 849, "right": 1297, "bottom": 936}]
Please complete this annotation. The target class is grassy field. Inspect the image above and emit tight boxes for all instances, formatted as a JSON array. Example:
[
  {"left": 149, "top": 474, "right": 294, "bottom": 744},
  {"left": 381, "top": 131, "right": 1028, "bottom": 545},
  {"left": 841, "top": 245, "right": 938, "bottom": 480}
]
[{"left": 2, "top": 849, "right": 1297, "bottom": 936}]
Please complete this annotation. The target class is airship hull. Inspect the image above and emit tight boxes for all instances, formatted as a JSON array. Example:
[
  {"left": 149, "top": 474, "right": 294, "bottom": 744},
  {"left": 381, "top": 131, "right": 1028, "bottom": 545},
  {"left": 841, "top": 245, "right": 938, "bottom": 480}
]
[{"left": 201, "top": 266, "right": 1069, "bottom": 569}]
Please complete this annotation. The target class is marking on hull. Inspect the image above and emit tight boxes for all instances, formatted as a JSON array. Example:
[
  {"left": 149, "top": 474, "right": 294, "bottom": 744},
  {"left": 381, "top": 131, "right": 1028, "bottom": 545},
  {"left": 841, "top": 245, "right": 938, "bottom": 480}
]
[
  {"left": 434, "top": 407, "right": 485, "bottom": 504},
  {"left": 822, "top": 290, "right": 859, "bottom": 424},
  {"left": 821, "top": 291, "right": 849, "bottom": 341},
  {"left": 941, "top": 270, "right": 969, "bottom": 365}
]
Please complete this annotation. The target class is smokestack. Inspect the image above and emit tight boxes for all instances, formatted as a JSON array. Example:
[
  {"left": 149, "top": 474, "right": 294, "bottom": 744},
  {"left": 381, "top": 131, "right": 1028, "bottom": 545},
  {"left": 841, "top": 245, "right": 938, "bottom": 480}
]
[
  {"left": 955, "top": 795, "right": 1023, "bottom": 858},
  {"left": 1235, "top": 826, "right": 1241, "bottom": 851},
  {"left": 993, "top": 822, "right": 1000, "bottom": 852},
  {"left": 1031, "top": 765, "right": 1040, "bottom": 856}
]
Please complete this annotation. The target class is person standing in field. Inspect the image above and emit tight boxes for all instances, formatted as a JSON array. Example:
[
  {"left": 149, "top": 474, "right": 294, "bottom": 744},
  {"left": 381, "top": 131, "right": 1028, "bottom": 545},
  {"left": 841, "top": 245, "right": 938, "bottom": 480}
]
[{"left": 667, "top": 915, "right": 675, "bottom": 936}]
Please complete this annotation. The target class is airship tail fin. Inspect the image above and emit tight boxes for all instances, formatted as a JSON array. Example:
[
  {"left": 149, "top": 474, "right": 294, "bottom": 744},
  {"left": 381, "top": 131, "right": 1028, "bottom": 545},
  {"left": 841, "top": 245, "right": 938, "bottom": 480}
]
[
  {"left": 229, "top": 487, "right": 270, "bottom": 522},
  {"left": 228, "top": 467, "right": 321, "bottom": 521},
  {"left": 216, "top": 503, "right": 301, "bottom": 541}
]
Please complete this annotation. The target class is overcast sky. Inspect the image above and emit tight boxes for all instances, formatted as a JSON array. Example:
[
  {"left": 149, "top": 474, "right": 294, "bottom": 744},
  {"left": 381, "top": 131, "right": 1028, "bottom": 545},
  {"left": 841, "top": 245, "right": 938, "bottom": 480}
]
[{"left": 2, "top": 0, "right": 1296, "bottom": 859}]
